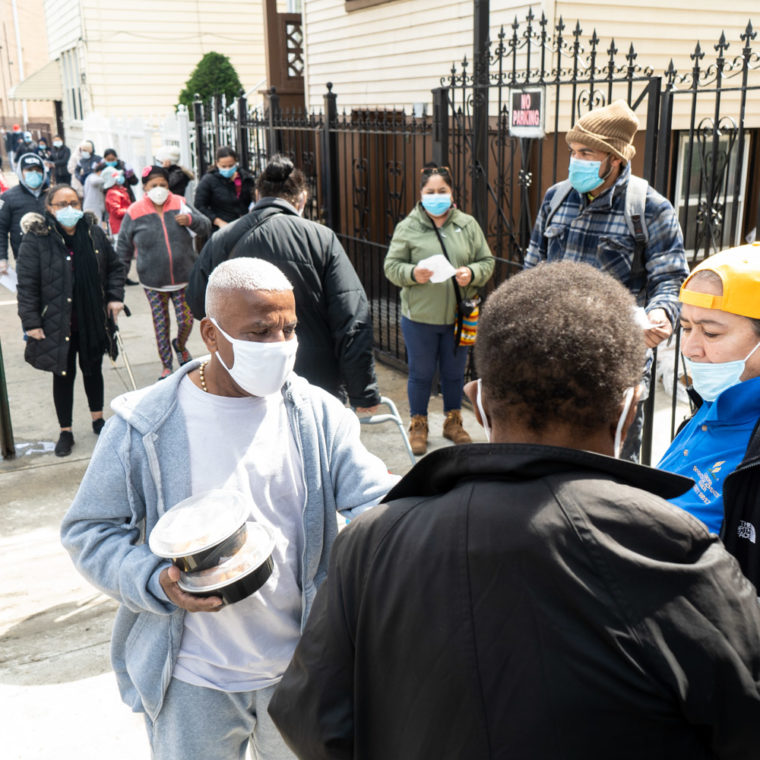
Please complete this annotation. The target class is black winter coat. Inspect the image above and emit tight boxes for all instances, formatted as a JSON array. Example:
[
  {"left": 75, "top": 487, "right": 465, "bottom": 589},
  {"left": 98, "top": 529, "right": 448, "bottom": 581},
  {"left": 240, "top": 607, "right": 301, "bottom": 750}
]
[
  {"left": 0, "top": 184, "right": 47, "bottom": 259},
  {"left": 17, "top": 213, "right": 125, "bottom": 375},
  {"left": 186, "top": 197, "right": 380, "bottom": 408},
  {"left": 167, "top": 164, "right": 193, "bottom": 197},
  {"left": 49, "top": 145, "right": 72, "bottom": 183},
  {"left": 271, "top": 444, "right": 760, "bottom": 760},
  {"left": 721, "top": 415, "right": 760, "bottom": 589},
  {"left": 193, "top": 168, "right": 255, "bottom": 229}
]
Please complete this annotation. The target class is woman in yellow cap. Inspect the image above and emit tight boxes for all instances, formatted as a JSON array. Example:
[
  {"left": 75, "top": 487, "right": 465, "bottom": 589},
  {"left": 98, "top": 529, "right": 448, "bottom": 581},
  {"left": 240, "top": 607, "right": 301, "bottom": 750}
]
[{"left": 658, "top": 243, "right": 760, "bottom": 581}]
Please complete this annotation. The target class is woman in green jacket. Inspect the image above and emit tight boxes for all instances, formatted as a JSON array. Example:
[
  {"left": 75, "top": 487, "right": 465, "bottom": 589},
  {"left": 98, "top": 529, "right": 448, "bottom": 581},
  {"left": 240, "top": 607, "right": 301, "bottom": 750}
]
[{"left": 384, "top": 164, "right": 494, "bottom": 455}]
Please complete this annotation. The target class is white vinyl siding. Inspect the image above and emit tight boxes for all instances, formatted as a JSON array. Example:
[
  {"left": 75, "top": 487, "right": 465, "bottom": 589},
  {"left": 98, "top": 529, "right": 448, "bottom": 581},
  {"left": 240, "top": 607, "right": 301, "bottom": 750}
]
[
  {"left": 303, "top": 0, "right": 760, "bottom": 129},
  {"left": 302, "top": 0, "right": 536, "bottom": 110},
  {"left": 43, "top": 0, "right": 83, "bottom": 59}
]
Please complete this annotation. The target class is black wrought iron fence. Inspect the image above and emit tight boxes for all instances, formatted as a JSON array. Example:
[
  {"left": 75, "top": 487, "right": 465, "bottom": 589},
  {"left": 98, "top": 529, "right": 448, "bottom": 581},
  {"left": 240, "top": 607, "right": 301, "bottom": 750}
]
[{"left": 191, "top": 16, "right": 760, "bottom": 462}]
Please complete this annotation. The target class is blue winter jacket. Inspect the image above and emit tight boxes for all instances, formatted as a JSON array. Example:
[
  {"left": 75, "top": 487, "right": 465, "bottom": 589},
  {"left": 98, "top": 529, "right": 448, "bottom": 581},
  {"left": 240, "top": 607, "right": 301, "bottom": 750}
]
[{"left": 60, "top": 362, "right": 397, "bottom": 720}]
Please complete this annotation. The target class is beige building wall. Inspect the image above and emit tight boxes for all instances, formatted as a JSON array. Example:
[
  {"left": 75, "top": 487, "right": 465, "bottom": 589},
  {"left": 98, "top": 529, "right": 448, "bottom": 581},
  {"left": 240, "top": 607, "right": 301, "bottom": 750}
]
[
  {"left": 43, "top": 0, "right": 268, "bottom": 124},
  {"left": 302, "top": 0, "right": 760, "bottom": 128},
  {"left": 1, "top": 0, "right": 56, "bottom": 129},
  {"left": 302, "top": 0, "right": 535, "bottom": 110},
  {"left": 553, "top": 1, "right": 760, "bottom": 129}
]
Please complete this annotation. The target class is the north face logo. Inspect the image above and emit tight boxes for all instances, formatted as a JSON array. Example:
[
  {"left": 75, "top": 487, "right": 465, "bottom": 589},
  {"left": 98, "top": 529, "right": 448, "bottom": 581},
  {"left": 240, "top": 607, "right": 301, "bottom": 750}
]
[{"left": 737, "top": 520, "right": 757, "bottom": 544}]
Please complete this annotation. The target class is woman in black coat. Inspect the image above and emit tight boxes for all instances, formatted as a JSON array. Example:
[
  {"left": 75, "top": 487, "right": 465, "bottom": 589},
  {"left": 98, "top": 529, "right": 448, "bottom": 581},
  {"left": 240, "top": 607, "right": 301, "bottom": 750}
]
[
  {"left": 187, "top": 154, "right": 380, "bottom": 412},
  {"left": 17, "top": 185, "right": 126, "bottom": 456},
  {"left": 193, "top": 146, "right": 255, "bottom": 232}
]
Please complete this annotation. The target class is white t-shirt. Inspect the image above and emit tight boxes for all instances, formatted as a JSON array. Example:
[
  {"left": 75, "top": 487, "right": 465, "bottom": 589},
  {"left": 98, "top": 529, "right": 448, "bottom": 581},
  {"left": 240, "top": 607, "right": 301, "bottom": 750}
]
[{"left": 172, "top": 375, "right": 306, "bottom": 692}]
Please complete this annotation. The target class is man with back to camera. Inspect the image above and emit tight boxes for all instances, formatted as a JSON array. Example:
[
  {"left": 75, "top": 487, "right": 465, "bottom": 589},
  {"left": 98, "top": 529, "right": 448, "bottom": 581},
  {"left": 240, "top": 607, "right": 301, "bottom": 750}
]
[
  {"left": 60, "top": 257, "right": 397, "bottom": 760},
  {"left": 0, "top": 153, "right": 48, "bottom": 274},
  {"left": 269, "top": 261, "right": 760, "bottom": 760},
  {"left": 524, "top": 99, "right": 690, "bottom": 460}
]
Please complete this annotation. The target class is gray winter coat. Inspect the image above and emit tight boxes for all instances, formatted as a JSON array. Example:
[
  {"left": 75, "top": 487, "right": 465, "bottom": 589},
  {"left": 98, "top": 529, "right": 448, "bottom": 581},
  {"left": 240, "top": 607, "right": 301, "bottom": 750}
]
[
  {"left": 116, "top": 192, "right": 210, "bottom": 289},
  {"left": 60, "top": 363, "right": 397, "bottom": 720}
]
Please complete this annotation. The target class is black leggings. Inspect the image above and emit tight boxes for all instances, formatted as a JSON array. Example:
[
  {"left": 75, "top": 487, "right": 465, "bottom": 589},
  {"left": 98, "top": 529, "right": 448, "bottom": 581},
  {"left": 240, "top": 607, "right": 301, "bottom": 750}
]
[{"left": 52, "top": 332, "right": 104, "bottom": 428}]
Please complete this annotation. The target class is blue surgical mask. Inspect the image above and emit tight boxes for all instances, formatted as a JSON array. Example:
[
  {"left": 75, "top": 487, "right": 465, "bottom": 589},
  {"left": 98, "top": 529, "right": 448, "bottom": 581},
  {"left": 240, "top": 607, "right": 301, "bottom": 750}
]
[
  {"left": 24, "top": 171, "right": 44, "bottom": 189},
  {"left": 568, "top": 156, "right": 605, "bottom": 194},
  {"left": 55, "top": 206, "right": 84, "bottom": 227},
  {"left": 105, "top": 160, "right": 118, "bottom": 167},
  {"left": 219, "top": 164, "right": 237, "bottom": 178},
  {"left": 53, "top": 140, "right": 63, "bottom": 148},
  {"left": 421, "top": 194, "right": 452, "bottom": 216},
  {"left": 684, "top": 342, "right": 760, "bottom": 402},
  {"left": 80, "top": 151, "right": 91, "bottom": 160}
]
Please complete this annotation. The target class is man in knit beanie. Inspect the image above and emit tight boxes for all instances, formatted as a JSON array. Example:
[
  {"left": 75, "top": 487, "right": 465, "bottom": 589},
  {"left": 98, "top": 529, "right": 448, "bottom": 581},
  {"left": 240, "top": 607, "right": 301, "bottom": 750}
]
[{"left": 524, "top": 99, "right": 688, "bottom": 461}]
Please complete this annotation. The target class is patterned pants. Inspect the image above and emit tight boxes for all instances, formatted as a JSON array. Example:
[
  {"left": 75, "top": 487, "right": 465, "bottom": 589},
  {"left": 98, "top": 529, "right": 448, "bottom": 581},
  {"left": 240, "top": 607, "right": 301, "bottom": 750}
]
[{"left": 144, "top": 287, "right": 193, "bottom": 370}]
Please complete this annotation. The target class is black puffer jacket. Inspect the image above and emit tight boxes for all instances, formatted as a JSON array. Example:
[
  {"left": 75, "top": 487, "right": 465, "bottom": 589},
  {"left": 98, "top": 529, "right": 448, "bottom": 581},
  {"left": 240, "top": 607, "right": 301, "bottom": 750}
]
[
  {"left": 0, "top": 184, "right": 47, "bottom": 260},
  {"left": 187, "top": 197, "right": 380, "bottom": 408},
  {"left": 193, "top": 167, "right": 255, "bottom": 229},
  {"left": 17, "top": 212, "right": 125, "bottom": 374}
]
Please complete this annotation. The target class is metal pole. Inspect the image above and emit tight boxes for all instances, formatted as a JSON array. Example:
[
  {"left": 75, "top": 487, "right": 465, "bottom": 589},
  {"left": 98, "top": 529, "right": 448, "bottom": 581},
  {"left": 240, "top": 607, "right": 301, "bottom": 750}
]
[
  {"left": 321, "top": 83, "right": 339, "bottom": 231},
  {"left": 432, "top": 86, "right": 449, "bottom": 167},
  {"left": 0, "top": 338, "right": 15, "bottom": 460},
  {"left": 472, "top": 0, "right": 490, "bottom": 229}
]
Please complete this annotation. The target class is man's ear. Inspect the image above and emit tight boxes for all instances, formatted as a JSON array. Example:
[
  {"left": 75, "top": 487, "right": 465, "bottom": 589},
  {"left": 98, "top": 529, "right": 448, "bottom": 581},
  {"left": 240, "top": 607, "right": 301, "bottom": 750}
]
[
  {"left": 610, "top": 383, "right": 643, "bottom": 444},
  {"left": 199, "top": 317, "right": 218, "bottom": 353}
]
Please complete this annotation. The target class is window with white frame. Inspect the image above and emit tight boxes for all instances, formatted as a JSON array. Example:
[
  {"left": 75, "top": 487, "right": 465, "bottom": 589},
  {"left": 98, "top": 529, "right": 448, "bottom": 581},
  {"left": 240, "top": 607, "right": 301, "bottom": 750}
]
[{"left": 60, "top": 48, "right": 84, "bottom": 121}]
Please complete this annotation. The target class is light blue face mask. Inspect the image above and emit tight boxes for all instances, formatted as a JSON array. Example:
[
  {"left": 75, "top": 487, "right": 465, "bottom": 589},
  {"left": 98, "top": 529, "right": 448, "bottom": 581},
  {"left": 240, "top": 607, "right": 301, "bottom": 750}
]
[
  {"left": 105, "top": 160, "right": 118, "bottom": 167},
  {"left": 24, "top": 171, "right": 44, "bottom": 189},
  {"left": 55, "top": 206, "right": 84, "bottom": 228},
  {"left": 421, "top": 194, "right": 452, "bottom": 216},
  {"left": 219, "top": 164, "right": 238, "bottom": 178},
  {"left": 684, "top": 342, "right": 760, "bottom": 402},
  {"left": 567, "top": 156, "right": 605, "bottom": 194}
]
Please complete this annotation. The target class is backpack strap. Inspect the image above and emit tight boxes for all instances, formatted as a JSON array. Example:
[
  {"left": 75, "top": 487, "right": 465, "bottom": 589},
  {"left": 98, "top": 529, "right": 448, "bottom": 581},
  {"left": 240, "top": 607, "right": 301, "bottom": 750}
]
[
  {"left": 543, "top": 179, "right": 574, "bottom": 230},
  {"left": 624, "top": 175, "right": 649, "bottom": 281}
]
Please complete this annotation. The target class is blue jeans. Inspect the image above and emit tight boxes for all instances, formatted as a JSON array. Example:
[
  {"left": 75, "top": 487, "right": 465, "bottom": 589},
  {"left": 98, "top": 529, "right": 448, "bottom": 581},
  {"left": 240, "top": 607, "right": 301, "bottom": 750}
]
[
  {"left": 145, "top": 678, "right": 295, "bottom": 760},
  {"left": 401, "top": 317, "right": 468, "bottom": 416}
]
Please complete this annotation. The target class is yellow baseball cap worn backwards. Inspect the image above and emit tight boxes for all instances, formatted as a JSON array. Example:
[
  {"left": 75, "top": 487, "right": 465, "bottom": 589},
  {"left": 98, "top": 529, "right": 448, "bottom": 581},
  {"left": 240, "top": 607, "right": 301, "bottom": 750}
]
[{"left": 679, "top": 242, "right": 760, "bottom": 319}]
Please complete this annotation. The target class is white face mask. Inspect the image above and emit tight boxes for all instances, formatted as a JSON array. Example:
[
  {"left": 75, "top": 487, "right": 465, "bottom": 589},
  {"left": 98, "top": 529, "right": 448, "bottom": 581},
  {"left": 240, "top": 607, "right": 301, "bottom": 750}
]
[
  {"left": 210, "top": 317, "right": 298, "bottom": 397},
  {"left": 613, "top": 387, "right": 636, "bottom": 459},
  {"left": 476, "top": 379, "right": 492, "bottom": 442},
  {"left": 147, "top": 186, "right": 169, "bottom": 205}
]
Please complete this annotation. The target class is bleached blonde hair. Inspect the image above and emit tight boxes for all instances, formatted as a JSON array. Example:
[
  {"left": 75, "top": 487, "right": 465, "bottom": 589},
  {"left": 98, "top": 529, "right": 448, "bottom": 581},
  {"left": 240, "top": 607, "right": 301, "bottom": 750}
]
[{"left": 205, "top": 258, "right": 293, "bottom": 318}]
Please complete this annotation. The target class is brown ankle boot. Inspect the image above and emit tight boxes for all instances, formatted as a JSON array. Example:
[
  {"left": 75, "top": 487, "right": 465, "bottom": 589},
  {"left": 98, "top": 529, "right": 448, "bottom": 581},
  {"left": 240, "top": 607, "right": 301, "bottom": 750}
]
[
  {"left": 408, "top": 414, "right": 428, "bottom": 455},
  {"left": 443, "top": 410, "right": 472, "bottom": 445}
]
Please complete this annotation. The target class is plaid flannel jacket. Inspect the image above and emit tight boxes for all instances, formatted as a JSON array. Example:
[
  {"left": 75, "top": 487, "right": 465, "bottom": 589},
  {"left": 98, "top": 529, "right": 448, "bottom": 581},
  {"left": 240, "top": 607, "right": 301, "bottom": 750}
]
[{"left": 524, "top": 165, "right": 689, "bottom": 328}]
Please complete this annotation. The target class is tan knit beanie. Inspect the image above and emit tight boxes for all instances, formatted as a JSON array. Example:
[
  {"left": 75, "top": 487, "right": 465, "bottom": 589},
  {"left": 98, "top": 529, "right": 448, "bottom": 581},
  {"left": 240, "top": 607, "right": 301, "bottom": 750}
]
[{"left": 565, "top": 100, "right": 639, "bottom": 163}]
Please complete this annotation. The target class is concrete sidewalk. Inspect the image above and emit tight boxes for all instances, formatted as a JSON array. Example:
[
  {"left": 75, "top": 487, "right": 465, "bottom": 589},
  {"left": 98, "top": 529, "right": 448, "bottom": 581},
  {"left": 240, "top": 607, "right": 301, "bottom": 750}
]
[{"left": 0, "top": 265, "right": 689, "bottom": 759}]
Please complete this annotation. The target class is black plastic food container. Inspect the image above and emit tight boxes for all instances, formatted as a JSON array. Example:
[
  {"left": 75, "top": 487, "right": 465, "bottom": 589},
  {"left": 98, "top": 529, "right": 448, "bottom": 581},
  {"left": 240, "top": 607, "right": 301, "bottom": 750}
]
[
  {"left": 177, "top": 522, "right": 275, "bottom": 606},
  {"left": 149, "top": 490, "right": 252, "bottom": 573}
]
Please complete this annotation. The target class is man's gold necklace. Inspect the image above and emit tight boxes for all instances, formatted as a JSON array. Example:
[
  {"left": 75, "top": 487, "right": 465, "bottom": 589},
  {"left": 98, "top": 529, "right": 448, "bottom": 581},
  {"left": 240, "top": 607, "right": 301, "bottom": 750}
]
[{"left": 198, "top": 361, "right": 209, "bottom": 393}]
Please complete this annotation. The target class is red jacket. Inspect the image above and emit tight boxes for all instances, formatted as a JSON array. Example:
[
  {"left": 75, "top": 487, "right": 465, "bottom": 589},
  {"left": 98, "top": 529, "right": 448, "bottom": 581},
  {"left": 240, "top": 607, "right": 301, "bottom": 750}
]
[{"left": 105, "top": 185, "right": 131, "bottom": 234}]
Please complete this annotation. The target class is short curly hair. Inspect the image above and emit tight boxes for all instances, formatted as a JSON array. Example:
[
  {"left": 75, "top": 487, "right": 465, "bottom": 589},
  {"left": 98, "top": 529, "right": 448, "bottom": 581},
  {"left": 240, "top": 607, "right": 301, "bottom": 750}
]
[{"left": 474, "top": 262, "right": 645, "bottom": 433}]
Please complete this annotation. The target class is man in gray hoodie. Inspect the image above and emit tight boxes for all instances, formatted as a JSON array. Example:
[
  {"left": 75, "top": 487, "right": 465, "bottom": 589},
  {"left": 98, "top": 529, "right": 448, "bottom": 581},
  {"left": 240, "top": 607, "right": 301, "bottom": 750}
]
[
  {"left": 61, "top": 257, "right": 397, "bottom": 760},
  {"left": 0, "top": 152, "right": 48, "bottom": 273}
]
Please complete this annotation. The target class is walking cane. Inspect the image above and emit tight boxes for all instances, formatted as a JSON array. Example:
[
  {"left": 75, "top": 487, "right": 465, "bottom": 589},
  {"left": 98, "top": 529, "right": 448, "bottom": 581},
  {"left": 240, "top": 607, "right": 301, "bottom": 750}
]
[{"left": 108, "top": 305, "right": 137, "bottom": 392}]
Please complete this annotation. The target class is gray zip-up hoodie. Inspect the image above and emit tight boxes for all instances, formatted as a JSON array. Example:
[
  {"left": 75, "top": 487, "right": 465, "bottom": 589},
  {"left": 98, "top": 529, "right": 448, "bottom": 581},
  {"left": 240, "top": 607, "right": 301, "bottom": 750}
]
[{"left": 60, "top": 362, "right": 397, "bottom": 719}]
